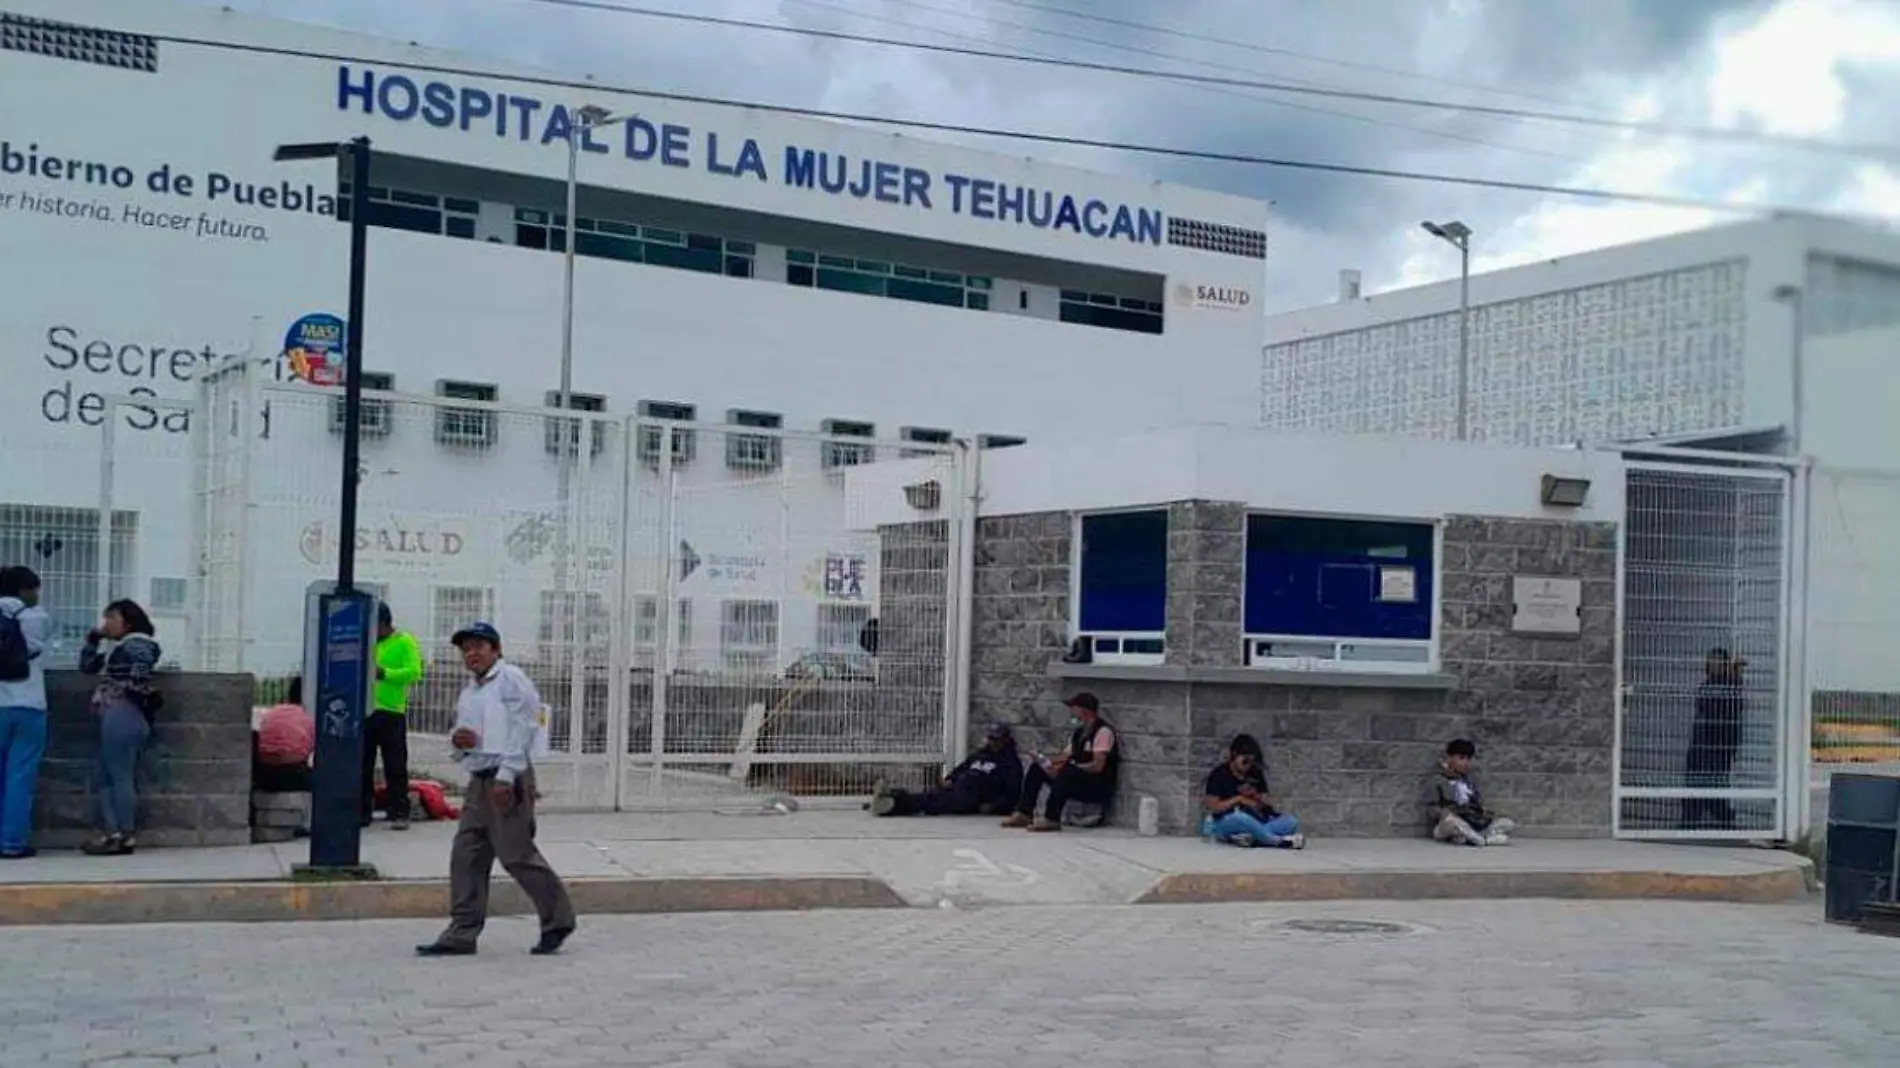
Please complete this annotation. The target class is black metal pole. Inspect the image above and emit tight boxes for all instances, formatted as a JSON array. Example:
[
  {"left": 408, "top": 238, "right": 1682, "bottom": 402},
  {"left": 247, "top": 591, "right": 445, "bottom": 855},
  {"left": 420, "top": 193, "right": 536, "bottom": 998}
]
[{"left": 337, "top": 136, "right": 371, "bottom": 594}]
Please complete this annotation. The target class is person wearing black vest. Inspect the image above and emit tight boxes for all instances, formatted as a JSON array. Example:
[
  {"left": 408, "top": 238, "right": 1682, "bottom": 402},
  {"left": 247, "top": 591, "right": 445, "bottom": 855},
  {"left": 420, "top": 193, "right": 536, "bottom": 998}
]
[{"left": 1002, "top": 693, "right": 1118, "bottom": 832}]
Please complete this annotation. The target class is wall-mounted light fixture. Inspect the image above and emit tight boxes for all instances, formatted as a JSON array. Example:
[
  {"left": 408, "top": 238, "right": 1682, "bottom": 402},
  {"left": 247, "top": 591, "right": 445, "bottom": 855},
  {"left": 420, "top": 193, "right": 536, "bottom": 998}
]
[
  {"left": 903, "top": 479, "right": 942, "bottom": 511},
  {"left": 1540, "top": 474, "right": 1591, "bottom": 507}
]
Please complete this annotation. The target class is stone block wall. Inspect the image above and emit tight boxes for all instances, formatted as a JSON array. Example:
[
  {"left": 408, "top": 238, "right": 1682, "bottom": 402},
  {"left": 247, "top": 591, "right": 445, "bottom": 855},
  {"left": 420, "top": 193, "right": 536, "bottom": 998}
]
[
  {"left": 959, "top": 503, "right": 1620, "bottom": 838},
  {"left": 35, "top": 670, "right": 256, "bottom": 848}
]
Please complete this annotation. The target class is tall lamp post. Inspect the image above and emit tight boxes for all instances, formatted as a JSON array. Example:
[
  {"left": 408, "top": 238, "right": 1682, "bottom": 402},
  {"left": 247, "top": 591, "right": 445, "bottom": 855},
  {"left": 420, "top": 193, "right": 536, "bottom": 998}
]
[
  {"left": 1422, "top": 220, "right": 1473, "bottom": 442},
  {"left": 274, "top": 136, "right": 375, "bottom": 873},
  {"left": 553, "top": 106, "right": 634, "bottom": 666}
]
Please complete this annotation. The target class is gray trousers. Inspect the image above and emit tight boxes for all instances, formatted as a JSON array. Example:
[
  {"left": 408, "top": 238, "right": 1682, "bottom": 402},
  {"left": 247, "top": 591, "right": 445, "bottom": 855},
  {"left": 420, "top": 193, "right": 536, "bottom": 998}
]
[{"left": 440, "top": 771, "right": 575, "bottom": 946}]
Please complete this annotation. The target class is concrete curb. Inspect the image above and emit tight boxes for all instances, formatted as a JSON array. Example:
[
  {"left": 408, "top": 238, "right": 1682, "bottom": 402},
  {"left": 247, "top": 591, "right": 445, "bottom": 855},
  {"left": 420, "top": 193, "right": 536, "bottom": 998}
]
[
  {"left": 0, "top": 875, "right": 908, "bottom": 926},
  {"left": 1135, "top": 862, "right": 1817, "bottom": 907}
]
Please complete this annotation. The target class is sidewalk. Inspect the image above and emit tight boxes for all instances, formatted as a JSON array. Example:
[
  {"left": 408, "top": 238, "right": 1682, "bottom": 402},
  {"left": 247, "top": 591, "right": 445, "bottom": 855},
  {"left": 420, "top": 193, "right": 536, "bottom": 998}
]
[{"left": 0, "top": 810, "right": 1814, "bottom": 925}]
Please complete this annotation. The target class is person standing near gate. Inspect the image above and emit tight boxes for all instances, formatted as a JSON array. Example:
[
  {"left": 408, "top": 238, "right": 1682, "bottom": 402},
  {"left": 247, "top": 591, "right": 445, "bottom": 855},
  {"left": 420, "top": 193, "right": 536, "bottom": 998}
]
[
  {"left": 1684, "top": 646, "right": 1746, "bottom": 830},
  {"left": 416, "top": 622, "right": 575, "bottom": 958},
  {"left": 364, "top": 603, "right": 423, "bottom": 831}
]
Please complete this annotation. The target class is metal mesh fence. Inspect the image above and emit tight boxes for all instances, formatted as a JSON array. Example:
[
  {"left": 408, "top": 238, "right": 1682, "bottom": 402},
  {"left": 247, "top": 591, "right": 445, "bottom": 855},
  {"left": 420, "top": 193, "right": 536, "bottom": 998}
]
[
  {"left": 1809, "top": 467, "right": 1900, "bottom": 770},
  {"left": 1619, "top": 466, "right": 1786, "bottom": 836},
  {"left": 189, "top": 369, "right": 965, "bottom": 809},
  {"left": 617, "top": 422, "right": 958, "bottom": 809}
]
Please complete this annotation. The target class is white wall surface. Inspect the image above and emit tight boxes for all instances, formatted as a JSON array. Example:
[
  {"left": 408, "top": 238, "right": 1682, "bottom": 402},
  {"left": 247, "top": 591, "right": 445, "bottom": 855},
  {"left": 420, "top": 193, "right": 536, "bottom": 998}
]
[
  {"left": 1262, "top": 216, "right": 1900, "bottom": 455},
  {"left": 849, "top": 425, "right": 1626, "bottom": 527},
  {"left": 1800, "top": 324, "right": 1900, "bottom": 469}
]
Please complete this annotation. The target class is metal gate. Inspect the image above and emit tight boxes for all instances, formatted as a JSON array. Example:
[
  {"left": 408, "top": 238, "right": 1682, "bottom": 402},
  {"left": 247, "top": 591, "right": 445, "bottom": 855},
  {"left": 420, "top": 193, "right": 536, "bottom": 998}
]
[
  {"left": 191, "top": 358, "right": 969, "bottom": 811},
  {"left": 1616, "top": 461, "right": 1797, "bottom": 839}
]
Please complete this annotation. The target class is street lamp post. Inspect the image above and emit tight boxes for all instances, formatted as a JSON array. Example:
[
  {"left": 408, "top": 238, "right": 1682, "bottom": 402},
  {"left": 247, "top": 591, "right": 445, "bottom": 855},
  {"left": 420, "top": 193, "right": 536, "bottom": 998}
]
[
  {"left": 273, "top": 136, "right": 375, "bottom": 873},
  {"left": 1422, "top": 220, "right": 1473, "bottom": 442}
]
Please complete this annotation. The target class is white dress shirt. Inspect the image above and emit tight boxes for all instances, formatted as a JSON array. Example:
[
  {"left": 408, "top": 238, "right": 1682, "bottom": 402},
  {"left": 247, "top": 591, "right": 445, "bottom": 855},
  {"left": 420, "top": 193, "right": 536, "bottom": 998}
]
[{"left": 451, "top": 660, "right": 542, "bottom": 785}]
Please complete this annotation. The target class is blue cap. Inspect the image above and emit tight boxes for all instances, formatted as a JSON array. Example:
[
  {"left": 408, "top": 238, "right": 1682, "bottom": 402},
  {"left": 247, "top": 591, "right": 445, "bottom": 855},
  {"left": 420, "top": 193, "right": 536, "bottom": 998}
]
[{"left": 451, "top": 621, "right": 502, "bottom": 648}]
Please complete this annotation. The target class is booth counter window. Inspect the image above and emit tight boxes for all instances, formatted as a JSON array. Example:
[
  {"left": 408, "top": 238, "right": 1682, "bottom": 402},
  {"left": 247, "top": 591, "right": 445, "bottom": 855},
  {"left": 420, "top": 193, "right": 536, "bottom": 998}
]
[
  {"left": 1073, "top": 509, "right": 1168, "bottom": 664},
  {"left": 1243, "top": 515, "right": 1437, "bottom": 672}
]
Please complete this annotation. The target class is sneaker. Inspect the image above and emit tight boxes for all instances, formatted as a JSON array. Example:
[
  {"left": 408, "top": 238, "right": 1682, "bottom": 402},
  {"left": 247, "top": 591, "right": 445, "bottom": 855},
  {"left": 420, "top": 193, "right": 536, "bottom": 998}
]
[
  {"left": 390, "top": 818, "right": 410, "bottom": 832},
  {"left": 1485, "top": 832, "right": 1510, "bottom": 846},
  {"left": 1229, "top": 833, "right": 1256, "bottom": 848},
  {"left": 871, "top": 794, "right": 896, "bottom": 817},
  {"left": 1000, "top": 813, "right": 1032, "bottom": 829},
  {"left": 81, "top": 834, "right": 130, "bottom": 857},
  {"left": 1283, "top": 833, "right": 1307, "bottom": 850},
  {"left": 0, "top": 847, "right": 36, "bottom": 860},
  {"left": 1029, "top": 818, "right": 1062, "bottom": 833}
]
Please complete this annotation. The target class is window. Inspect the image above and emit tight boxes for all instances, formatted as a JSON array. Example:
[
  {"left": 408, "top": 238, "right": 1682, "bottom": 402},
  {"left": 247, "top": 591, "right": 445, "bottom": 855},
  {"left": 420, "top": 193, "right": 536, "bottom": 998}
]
[
  {"left": 719, "top": 600, "right": 777, "bottom": 672},
  {"left": 436, "top": 379, "right": 497, "bottom": 448},
  {"left": 432, "top": 586, "right": 495, "bottom": 646},
  {"left": 900, "top": 426, "right": 952, "bottom": 458},
  {"left": 330, "top": 371, "right": 394, "bottom": 438},
  {"left": 978, "top": 434, "right": 1027, "bottom": 450},
  {"left": 1059, "top": 290, "right": 1165, "bottom": 335},
  {"left": 725, "top": 408, "right": 783, "bottom": 472},
  {"left": 543, "top": 390, "right": 607, "bottom": 458},
  {"left": 339, "top": 184, "right": 480, "bottom": 240},
  {"left": 786, "top": 249, "right": 992, "bottom": 310},
  {"left": 633, "top": 596, "right": 693, "bottom": 666},
  {"left": 538, "top": 590, "right": 610, "bottom": 663},
  {"left": 720, "top": 599, "right": 779, "bottom": 673},
  {"left": 1243, "top": 515, "right": 1435, "bottom": 671},
  {"left": 822, "top": 419, "right": 876, "bottom": 469},
  {"left": 817, "top": 603, "right": 873, "bottom": 654},
  {"left": 513, "top": 209, "right": 755, "bottom": 278},
  {"left": 148, "top": 577, "right": 188, "bottom": 614},
  {"left": 638, "top": 400, "right": 698, "bottom": 467},
  {"left": 1073, "top": 510, "right": 1168, "bottom": 664}
]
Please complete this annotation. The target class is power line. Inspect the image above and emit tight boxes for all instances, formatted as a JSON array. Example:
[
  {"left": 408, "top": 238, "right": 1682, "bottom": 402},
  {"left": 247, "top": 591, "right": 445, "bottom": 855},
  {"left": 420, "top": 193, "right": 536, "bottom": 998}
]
[
  {"left": 522, "top": 0, "right": 1900, "bottom": 161},
  {"left": 136, "top": 29, "right": 1863, "bottom": 221},
  {"left": 982, "top": 0, "right": 1610, "bottom": 116},
  {"left": 792, "top": 0, "right": 1584, "bottom": 164}
]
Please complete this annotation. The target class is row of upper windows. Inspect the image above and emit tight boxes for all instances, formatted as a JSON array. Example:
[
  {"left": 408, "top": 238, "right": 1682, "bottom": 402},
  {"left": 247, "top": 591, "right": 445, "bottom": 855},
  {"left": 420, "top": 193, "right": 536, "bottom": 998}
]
[
  {"left": 323, "top": 373, "right": 1025, "bottom": 470},
  {"left": 335, "top": 183, "right": 1166, "bottom": 336}
]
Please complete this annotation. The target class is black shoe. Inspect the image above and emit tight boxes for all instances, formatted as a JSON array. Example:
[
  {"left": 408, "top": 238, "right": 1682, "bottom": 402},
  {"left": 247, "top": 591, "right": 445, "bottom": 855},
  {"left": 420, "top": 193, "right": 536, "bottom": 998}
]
[
  {"left": 390, "top": 818, "right": 410, "bottom": 831},
  {"left": 531, "top": 926, "right": 575, "bottom": 956},
  {"left": 0, "top": 847, "right": 35, "bottom": 860},
  {"left": 415, "top": 941, "right": 477, "bottom": 957}
]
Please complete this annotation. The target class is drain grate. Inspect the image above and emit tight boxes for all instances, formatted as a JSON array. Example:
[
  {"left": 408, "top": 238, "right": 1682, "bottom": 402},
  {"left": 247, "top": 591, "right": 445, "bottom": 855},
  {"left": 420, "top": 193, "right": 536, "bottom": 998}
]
[{"left": 1253, "top": 918, "right": 1426, "bottom": 937}]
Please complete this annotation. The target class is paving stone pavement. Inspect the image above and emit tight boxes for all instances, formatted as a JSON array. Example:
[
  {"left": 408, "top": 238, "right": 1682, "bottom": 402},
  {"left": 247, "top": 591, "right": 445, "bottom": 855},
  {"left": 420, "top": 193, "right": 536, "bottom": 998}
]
[{"left": 0, "top": 900, "right": 1894, "bottom": 1067}]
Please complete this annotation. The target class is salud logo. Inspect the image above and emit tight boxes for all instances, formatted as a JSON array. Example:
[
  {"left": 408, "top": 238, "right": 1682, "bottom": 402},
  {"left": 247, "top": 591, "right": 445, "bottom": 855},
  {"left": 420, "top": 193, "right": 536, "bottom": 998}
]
[{"left": 1174, "top": 284, "right": 1252, "bottom": 312}]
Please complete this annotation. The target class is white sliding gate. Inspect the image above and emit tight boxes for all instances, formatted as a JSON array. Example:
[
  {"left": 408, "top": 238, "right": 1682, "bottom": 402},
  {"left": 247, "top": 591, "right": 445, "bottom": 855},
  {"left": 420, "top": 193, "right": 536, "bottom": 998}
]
[
  {"left": 1616, "top": 459, "right": 1802, "bottom": 839},
  {"left": 190, "top": 359, "right": 968, "bottom": 811}
]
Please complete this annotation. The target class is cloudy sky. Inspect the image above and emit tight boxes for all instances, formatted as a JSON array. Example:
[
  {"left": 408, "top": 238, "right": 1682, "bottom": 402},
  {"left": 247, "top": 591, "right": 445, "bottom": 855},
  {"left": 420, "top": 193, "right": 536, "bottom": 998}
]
[{"left": 202, "top": 0, "right": 1898, "bottom": 312}]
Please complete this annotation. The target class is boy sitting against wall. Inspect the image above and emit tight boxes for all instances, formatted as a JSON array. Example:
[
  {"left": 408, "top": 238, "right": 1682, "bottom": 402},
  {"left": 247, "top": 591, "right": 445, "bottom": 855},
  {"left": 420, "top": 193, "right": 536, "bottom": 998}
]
[{"left": 1430, "top": 738, "right": 1516, "bottom": 846}]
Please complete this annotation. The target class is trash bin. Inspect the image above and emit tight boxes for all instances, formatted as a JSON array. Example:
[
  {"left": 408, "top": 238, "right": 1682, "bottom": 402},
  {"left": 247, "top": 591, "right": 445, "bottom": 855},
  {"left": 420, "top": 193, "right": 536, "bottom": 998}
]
[{"left": 1824, "top": 772, "right": 1900, "bottom": 925}]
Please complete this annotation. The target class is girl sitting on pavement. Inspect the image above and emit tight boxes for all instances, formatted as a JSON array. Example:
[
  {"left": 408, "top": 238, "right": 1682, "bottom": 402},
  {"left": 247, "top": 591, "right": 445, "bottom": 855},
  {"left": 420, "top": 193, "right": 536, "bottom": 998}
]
[{"left": 1201, "top": 734, "right": 1305, "bottom": 849}]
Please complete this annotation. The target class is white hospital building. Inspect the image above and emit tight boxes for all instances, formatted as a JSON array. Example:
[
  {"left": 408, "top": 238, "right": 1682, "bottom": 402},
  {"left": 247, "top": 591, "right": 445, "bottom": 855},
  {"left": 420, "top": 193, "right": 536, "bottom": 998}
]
[{"left": 0, "top": 0, "right": 1268, "bottom": 675}]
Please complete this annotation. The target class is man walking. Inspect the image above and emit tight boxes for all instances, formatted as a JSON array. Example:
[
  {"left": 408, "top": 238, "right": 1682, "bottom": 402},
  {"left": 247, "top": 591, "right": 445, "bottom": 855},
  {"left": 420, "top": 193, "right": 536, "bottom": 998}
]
[
  {"left": 365, "top": 603, "right": 422, "bottom": 830},
  {"left": 417, "top": 622, "right": 575, "bottom": 957}
]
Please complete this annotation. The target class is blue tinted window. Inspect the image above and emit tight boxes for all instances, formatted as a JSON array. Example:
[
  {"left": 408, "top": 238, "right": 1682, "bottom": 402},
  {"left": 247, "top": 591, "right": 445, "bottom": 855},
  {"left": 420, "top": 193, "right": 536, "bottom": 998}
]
[
  {"left": 1078, "top": 510, "right": 1168, "bottom": 633},
  {"left": 1244, "top": 516, "right": 1434, "bottom": 640}
]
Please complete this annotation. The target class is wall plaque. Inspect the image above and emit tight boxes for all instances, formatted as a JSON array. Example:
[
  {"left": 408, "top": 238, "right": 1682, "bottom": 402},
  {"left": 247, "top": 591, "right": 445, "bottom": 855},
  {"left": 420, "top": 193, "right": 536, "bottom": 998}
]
[{"left": 1510, "top": 575, "right": 1583, "bottom": 636}]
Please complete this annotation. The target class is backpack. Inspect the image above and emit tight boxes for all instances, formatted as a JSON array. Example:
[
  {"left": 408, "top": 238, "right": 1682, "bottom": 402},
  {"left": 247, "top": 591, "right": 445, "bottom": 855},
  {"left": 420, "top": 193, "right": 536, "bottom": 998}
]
[{"left": 0, "top": 606, "right": 29, "bottom": 682}]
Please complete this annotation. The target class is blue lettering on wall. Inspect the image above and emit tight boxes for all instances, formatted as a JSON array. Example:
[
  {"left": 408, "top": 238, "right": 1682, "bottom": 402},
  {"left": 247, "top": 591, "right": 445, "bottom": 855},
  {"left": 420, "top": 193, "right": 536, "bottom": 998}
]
[{"left": 334, "top": 65, "right": 1170, "bottom": 246}]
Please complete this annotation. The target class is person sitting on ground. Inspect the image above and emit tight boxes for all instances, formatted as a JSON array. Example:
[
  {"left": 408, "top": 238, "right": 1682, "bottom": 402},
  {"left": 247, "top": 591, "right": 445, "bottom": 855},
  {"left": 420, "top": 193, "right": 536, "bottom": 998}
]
[
  {"left": 873, "top": 722, "right": 1023, "bottom": 817},
  {"left": 1431, "top": 738, "right": 1515, "bottom": 846},
  {"left": 1002, "top": 693, "right": 1118, "bottom": 832},
  {"left": 253, "top": 676, "right": 314, "bottom": 795},
  {"left": 1201, "top": 733, "right": 1305, "bottom": 849}
]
